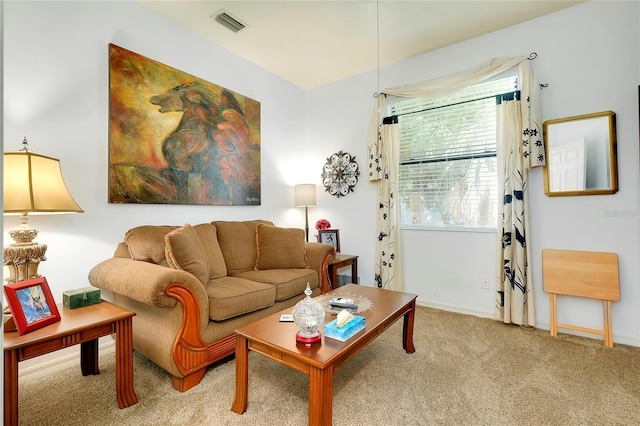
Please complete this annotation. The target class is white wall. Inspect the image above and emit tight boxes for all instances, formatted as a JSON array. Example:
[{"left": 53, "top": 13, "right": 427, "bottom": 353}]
[
  {"left": 4, "top": 0, "right": 640, "bottom": 356},
  {"left": 3, "top": 1, "right": 310, "bottom": 301},
  {"left": 307, "top": 1, "right": 640, "bottom": 345}
]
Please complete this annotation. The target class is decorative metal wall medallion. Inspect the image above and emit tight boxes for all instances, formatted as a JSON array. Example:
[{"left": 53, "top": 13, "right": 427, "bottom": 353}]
[{"left": 321, "top": 151, "right": 359, "bottom": 197}]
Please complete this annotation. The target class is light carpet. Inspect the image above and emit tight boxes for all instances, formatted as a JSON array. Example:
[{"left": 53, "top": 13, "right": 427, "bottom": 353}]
[{"left": 17, "top": 306, "right": 640, "bottom": 425}]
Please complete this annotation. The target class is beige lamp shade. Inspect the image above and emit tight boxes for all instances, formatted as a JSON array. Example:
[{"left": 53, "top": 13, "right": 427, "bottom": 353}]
[
  {"left": 294, "top": 184, "right": 316, "bottom": 207},
  {"left": 3, "top": 147, "right": 83, "bottom": 282},
  {"left": 4, "top": 151, "right": 83, "bottom": 214}
]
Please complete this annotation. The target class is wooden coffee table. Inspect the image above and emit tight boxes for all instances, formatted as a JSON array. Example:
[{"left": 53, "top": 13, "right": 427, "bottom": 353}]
[{"left": 231, "top": 284, "right": 417, "bottom": 426}]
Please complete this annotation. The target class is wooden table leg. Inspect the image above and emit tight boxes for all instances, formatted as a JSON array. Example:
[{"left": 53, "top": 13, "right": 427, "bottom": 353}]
[
  {"left": 330, "top": 267, "right": 339, "bottom": 290},
  {"left": 115, "top": 317, "right": 138, "bottom": 409},
  {"left": 604, "top": 300, "right": 613, "bottom": 347},
  {"left": 80, "top": 339, "right": 100, "bottom": 376},
  {"left": 550, "top": 294, "right": 558, "bottom": 337},
  {"left": 402, "top": 299, "right": 416, "bottom": 354},
  {"left": 4, "top": 349, "right": 19, "bottom": 426},
  {"left": 231, "top": 335, "right": 249, "bottom": 414},
  {"left": 351, "top": 258, "right": 358, "bottom": 284},
  {"left": 309, "top": 365, "right": 333, "bottom": 426}
]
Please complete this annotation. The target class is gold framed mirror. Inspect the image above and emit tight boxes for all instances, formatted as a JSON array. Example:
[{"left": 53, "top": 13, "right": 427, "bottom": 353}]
[{"left": 543, "top": 111, "right": 617, "bottom": 196}]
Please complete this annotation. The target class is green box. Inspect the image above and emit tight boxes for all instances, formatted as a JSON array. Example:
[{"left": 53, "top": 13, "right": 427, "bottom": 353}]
[{"left": 63, "top": 287, "right": 101, "bottom": 309}]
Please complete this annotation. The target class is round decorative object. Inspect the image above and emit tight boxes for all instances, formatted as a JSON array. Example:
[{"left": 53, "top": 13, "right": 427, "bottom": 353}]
[
  {"left": 292, "top": 283, "right": 326, "bottom": 346},
  {"left": 315, "top": 293, "right": 374, "bottom": 315},
  {"left": 321, "top": 150, "right": 360, "bottom": 198}
]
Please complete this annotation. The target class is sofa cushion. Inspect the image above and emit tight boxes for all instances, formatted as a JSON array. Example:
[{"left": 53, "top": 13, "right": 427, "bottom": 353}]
[
  {"left": 205, "top": 276, "right": 276, "bottom": 321},
  {"left": 125, "top": 225, "right": 178, "bottom": 266},
  {"left": 164, "top": 224, "right": 209, "bottom": 286},
  {"left": 192, "top": 223, "right": 227, "bottom": 280},
  {"left": 212, "top": 220, "right": 273, "bottom": 274},
  {"left": 235, "top": 268, "right": 317, "bottom": 302},
  {"left": 255, "top": 224, "right": 308, "bottom": 270}
]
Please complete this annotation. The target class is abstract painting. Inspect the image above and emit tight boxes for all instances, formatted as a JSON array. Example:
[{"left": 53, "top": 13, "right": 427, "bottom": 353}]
[{"left": 108, "top": 44, "right": 261, "bottom": 205}]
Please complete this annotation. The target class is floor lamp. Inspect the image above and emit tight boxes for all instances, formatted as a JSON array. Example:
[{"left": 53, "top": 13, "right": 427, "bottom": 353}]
[{"left": 294, "top": 184, "right": 316, "bottom": 242}]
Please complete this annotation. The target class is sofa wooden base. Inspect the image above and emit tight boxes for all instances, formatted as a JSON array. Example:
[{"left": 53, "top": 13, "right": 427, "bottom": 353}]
[
  {"left": 171, "top": 369, "right": 207, "bottom": 392},
  {"left": 169, "top": 333, "right": 237, "bottom": 391}
]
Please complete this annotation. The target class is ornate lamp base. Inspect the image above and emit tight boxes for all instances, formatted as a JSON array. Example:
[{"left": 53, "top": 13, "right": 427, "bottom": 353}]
[
  {"left": 296, "top": 332, "right": 322, "bottom": 347},
  {"left": 3, "top": 243, "right": 47, "bottom": 284}
]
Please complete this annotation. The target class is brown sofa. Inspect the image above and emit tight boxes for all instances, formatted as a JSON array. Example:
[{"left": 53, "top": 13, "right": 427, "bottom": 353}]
[{"left": 88, "top": 220, "right": 335, "bottom": 391}]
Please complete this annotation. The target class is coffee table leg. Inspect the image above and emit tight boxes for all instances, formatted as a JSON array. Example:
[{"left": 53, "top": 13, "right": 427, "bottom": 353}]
[
  {"left": 115, "top": 317, "right": 138, "bottom": 408},
  {"left": 231, "top": 335, "right": 249, "bottom": 414},
  {"left": 4, "top": 349, "right": 19, "bottom": 426},
  {"left": 309, "top": 365, "right": 333, "bottom": 426},
  {"left": 403, "top": 299, "right": 416, "bottom": 354}
]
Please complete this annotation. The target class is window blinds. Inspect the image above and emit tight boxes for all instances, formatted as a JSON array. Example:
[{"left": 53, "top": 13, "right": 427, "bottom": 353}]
[{"left": 390, "top": 77, "right": 517, "bottom": 229}]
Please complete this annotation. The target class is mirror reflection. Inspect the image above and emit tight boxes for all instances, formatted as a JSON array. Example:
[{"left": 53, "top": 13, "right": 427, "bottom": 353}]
[{"left": 543, "top": 111, "right": 617, "bottom": 196}]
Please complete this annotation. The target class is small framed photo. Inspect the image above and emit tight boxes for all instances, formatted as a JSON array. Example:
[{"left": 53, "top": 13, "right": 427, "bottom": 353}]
[
  {"left": 318, "top": 229, "right": 340, "bottom": 252},
  {"left": 3, "top": 277, "right": 61, "bottom": 335}
]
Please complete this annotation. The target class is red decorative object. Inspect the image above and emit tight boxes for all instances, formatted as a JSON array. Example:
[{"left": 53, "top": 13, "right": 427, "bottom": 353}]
[
  {"left": 3, "top": 277, "right": 61, "bottom": 335},
  {"left": 315, "top": 219, "right": 331, "bottom": 230},
  {"left": 296, "top": 333, "right": 322, "bottom": 347}
]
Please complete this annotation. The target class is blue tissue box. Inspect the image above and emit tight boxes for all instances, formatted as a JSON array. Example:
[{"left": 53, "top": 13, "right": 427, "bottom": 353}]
[{"left": 324, "top": 315, "right": 366, "bottom": 342}]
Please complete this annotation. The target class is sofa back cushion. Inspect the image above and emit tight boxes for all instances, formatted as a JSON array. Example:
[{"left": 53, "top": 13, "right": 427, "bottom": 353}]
[
  {"left": 212, "top": 220, "right": 273, "bottom": 275},
  {"left": 192, "top": 223, "right": 227, "bottom": 279},
  {"left": 125, "top": 225, "right": 178, "bottom": 266},
  {"left": 255, "top": 224, "right": 308, "bottom": 270},
  {"left": 164, "top": 224, "right": 210, "bottom": 286}
]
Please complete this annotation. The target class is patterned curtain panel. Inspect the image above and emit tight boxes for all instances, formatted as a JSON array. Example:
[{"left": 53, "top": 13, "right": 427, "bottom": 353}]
[
  {"left": 494, "top": 61, "right": 543, "bottom": 326},
  {"left": 495, "top": 99, "right": 534, "bottom": 326},
  {"left": 368, "top": 119, "right": 403, "bottom": 290}
]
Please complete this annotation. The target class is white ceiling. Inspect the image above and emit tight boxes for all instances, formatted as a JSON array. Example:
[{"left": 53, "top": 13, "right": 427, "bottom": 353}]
[{"left": 139, "top": 0, "right": 585, "bottom": 90}]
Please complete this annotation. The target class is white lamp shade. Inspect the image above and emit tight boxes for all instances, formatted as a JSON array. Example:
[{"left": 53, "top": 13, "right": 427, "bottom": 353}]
[
  {"left": 294, "top": 184, "right": 316, "bottom": 207},
  {"left": 4, "top": 151, "right": 84, "bottom": 214}
]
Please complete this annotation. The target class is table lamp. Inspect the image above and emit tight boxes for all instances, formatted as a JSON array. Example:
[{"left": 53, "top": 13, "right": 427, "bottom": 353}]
[
  {"left": 294, "top": 184, "right": 316, "bottom": 242},
  {"left": 3, "top": 137, "right": 84, "bottom": 283}
]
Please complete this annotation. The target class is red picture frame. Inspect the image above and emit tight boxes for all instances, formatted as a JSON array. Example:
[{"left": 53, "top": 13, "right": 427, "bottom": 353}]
[{"left": 3, "top": 277, "right": 60, "bottom": 335}]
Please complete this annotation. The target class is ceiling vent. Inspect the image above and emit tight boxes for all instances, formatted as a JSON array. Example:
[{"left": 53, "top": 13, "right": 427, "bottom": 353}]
[{"left": 212, "top": 10, "right": 247, "bottom": 33}]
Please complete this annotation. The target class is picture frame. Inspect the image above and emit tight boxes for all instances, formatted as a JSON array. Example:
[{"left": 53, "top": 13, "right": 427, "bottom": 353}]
[
  {"left": 318, "top": 229, "right": 341, "bottom": 252},
  {"left": 542, "top": 111, "right": 618, "bottom": 196},
  {"left": 3, "top": 277, "right": 61, "bottom": 335}
]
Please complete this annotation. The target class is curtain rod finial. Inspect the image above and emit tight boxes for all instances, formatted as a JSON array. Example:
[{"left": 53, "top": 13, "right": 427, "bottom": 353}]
[{"left": 528, "top": 52, "right": 538, "bottom": 60}]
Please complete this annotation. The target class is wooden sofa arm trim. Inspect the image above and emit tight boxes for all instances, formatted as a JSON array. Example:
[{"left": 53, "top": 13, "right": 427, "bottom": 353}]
[
  {"left": 165, "top": 284, "right": 247, "bottom": 392},
  {"left": 320, "top": 251, "right": 335, "bottom": 294},
  {"left": 165, "top": 284, "right": 208, "bottom": 377}
]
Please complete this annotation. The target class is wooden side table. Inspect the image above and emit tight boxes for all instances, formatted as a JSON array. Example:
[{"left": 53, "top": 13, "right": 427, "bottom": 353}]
[
  {"left": 328, "top": 254, "right": 358, "bottom": 290},
  {"left": 4, "top": 300, "right": 138, "bottom": 425}
]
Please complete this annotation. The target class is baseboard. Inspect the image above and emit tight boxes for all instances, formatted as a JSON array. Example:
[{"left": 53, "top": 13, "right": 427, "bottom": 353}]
[
  {"left": 19, "top": 339, "right": 116, "bottom": 383},
  {"left": 416, "top": 298, "right": 640, "bottom": 347},
  {"left": 416, "top": 298, "right": 494, "bottom": 319}
]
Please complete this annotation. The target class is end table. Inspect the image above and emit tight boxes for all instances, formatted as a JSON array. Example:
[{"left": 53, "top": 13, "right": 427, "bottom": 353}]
[
  {"left": 4, "top": 300, "right": 138, "bottom": 425},
  {"left": 328, "top": 254, "right": 358, "bottom": 290}
]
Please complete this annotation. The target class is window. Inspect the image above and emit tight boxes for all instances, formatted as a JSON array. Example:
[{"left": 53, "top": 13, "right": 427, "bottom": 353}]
[{"left": 389, "top": 76, "right": 518, "bottom": 230}]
